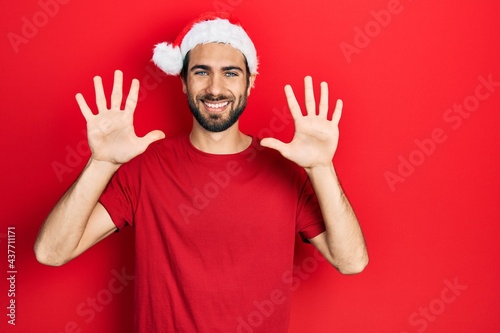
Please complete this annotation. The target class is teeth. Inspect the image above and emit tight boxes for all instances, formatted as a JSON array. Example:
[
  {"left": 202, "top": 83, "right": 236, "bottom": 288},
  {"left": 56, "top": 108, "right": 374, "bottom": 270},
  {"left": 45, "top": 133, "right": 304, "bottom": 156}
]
[{"left": 204, "top": 101, "right": 229, "bottom": 109}]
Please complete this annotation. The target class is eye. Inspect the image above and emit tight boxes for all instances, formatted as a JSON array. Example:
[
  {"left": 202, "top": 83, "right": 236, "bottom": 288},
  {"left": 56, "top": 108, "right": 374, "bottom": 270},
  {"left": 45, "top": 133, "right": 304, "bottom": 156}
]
[
  {"left": 225, "top": 72, "right": 238, "bottom": 77},
  {"left": 194, "top": 71, "right": 208, "bottom": 76}
]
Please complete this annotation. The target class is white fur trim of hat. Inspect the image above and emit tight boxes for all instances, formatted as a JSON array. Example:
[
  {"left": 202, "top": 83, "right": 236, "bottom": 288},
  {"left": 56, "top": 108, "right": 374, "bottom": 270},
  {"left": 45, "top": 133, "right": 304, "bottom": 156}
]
[{"left": 152, "top": 12, "right": 258, "bottom": 76}]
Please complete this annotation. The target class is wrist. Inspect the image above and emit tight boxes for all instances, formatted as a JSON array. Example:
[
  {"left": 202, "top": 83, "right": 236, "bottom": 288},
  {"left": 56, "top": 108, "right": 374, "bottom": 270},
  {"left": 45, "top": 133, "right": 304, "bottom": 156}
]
[
  {"left": 88, "top": 157, "right": 121, "bottom": 174},
  {"left": 305, "top": 163, "right": 345, "bottom": 201},
  {"left": 305, "top": 163, "right": 342, "bottom": 188},
  {"left": 304, "top": 162, "right": 336, "bottom": 178}
]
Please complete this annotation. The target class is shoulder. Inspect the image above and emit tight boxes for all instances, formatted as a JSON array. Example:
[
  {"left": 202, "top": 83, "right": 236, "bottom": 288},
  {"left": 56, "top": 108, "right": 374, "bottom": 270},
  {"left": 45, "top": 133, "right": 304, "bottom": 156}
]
[
  {"left": 244, "top": 137, "right": 306, "bottom": 179},
  {"left": 139, "top": 134, "right": 189, "bottom": 158},
  {"left": 145, "top": 134, "right": 187, "bottom": 153},
  {"left": 118, "top": 134, "right": 189, "bottom": 172}
]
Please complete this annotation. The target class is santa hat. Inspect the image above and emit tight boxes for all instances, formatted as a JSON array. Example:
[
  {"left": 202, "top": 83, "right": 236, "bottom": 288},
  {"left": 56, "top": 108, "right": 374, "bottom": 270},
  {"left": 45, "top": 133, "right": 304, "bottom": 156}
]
[{"left": 152, "top": 12, "right": 258, "bottom": 76}]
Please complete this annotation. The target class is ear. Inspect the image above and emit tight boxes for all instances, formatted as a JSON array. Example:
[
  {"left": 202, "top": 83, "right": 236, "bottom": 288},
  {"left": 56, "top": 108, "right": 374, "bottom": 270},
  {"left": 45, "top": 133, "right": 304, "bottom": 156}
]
[
  {"left": 181, "top": 77, "right": 187, "bottom": 94},
  {"left": 247, "top": 74, "right": 257, "bottom": 96}
]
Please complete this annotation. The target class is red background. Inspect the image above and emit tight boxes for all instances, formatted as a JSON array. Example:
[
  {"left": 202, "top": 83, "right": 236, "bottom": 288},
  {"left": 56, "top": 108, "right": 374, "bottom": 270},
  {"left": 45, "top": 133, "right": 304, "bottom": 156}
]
[{"left": 1, "top": 0, "right": 499, "bottom": 332}]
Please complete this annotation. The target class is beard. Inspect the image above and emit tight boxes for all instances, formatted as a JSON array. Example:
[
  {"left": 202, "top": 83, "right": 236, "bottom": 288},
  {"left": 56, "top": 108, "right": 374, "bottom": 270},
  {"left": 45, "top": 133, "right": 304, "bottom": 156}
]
[{"left": 186, "top": 90, "right": 248, "bottom": 133}]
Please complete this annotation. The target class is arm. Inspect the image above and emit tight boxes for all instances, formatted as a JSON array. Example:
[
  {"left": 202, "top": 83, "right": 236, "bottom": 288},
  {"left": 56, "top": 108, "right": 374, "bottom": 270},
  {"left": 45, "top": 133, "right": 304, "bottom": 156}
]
[
  {"left": 306, "top": 166, "right": 368, "bottom": 275},
  {"left": 35, "top": 160, "right": 119, "bottom": 266},
  {"left": 34, "top": 70, "right": 165, "bottom": 266},
  {"left": 261, "top": 76, "right": 368, "bottom": 274}
]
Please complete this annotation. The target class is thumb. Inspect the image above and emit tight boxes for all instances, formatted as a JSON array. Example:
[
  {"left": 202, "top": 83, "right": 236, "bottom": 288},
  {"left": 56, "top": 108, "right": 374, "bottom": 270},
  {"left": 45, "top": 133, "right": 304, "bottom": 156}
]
[
  {"left": 260, "top": 137, "right": 288, "bottom": 154},
  {"left": 140, "top": 130, "right": 166, "bottom": 146}
]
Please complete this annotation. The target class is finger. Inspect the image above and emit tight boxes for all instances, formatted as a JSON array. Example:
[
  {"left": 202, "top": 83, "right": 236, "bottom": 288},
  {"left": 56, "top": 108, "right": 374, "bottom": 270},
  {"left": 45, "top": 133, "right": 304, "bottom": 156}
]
[
  {"left": 124, "top": 79, "right": 140, "bottom": 114},
  {"left": 75, "top": 93, "right": 93, "bottom": 120},
  {"left": 111, "top": 70, "right": 124, "bottom": 110},
  {"left": 331, "top": 99, "right": 343, "bottom": 125},
  {"left": 304, "top": 76, "right": 315, "bottom": 116},
  {"left": 284, "top": 84, "right": 302, "bottom": 119},
  {"left": 318, "top": 81, "right": 329, "bottom": 118},
  {"left": 139, "top": 130, "right": 166, "bottom": 147},
  {"left": 260, "top": 137, "right": 289, "bottom": 155},
  {"left": 93, "top": 76, "right": 107, "bottom": 111}
]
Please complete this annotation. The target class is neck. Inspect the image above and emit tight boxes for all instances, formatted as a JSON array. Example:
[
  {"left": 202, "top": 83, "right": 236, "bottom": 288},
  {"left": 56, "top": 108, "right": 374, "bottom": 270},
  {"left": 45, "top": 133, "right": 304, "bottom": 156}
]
[{"left": 189, "top": 120, "right": 252, "bottom": 154}]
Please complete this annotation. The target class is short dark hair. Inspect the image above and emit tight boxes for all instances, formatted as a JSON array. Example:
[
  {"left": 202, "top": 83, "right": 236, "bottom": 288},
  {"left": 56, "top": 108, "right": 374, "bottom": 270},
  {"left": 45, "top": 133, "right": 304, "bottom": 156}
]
[
  {"left": 180, "top": 48, "right": 251, "bottom": 87},
  {"left": 180, "top": 51, "right": 191, "bottom": 82}
]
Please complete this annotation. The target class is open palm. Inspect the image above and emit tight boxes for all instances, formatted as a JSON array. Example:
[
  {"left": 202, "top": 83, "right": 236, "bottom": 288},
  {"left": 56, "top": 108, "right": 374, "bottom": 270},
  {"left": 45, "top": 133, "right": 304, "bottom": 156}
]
[
  {"left": 261, "top": 76, "right": 342, "bottom": 169},
  {"left": 76, "top": 70, "right": 165, "bottom": 165}
]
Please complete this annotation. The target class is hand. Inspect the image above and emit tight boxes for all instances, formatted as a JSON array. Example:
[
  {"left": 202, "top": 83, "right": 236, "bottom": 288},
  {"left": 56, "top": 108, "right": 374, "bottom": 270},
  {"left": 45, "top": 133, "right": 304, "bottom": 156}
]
[
  {"left": 260, "top": 76, "right": 342, "bottom": 169},
  {"left": 76, "top": 70, "right": 165, "bottom": 165}
]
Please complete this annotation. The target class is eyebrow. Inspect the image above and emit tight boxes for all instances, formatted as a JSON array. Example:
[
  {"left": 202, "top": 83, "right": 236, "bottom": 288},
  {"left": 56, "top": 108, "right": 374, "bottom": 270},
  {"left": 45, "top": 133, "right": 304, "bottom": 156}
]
[
  {"left": 221, "top": 66, "right": 244, "bottom": 72},
  {"left": 190, "top": 65, "right": 244, "bottom": 73},
  {"left": 190, "top": 65, "right": 211, "bottom": 72}
]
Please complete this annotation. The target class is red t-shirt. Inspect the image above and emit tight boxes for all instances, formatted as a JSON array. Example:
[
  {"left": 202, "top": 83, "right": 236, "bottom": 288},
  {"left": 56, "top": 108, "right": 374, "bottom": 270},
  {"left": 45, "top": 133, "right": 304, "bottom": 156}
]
[{"left": 99, "top": 135, "right": 325, "bottom": 333}]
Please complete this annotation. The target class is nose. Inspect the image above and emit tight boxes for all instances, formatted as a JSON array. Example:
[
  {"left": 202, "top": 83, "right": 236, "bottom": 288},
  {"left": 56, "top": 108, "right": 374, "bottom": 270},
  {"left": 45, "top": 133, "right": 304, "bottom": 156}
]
[{"left": 206, "top": 74, "right": 223, "bottom": 96}]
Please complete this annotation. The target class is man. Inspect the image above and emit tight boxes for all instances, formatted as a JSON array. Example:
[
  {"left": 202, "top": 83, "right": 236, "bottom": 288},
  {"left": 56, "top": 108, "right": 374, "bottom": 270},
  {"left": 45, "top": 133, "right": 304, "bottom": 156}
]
[{"left": 35, "top": 12, "right": 368, "bottom": 333}]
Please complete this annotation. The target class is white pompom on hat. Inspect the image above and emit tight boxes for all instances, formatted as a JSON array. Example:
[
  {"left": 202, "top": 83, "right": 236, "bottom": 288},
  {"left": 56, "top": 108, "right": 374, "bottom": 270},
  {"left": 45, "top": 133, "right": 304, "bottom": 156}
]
[{"left": 152, "top": 12, "right": 258, "bottom": 76}]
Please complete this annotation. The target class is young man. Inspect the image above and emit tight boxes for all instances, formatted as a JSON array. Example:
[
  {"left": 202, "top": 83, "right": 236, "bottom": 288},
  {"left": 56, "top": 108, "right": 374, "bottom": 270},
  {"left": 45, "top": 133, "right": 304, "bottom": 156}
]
[{"left": 35, "top": 12, "right": 368, "bottom": 333}]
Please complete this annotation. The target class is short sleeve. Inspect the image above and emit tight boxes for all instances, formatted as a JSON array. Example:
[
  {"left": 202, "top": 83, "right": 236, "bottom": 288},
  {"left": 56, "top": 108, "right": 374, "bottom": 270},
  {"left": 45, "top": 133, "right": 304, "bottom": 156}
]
[
  {"left": 296, "top": 176, "right": 326, "bottom": 242},
  {"left": 99, "top": 162, "right": 137, "bottom": 230}
]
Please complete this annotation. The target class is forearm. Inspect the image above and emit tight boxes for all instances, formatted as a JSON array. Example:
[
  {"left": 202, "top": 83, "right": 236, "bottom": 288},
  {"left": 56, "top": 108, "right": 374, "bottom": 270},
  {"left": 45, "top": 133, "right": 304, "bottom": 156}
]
[
  {"left": 34, "top": 158, "right": 119, "bottom": 265},
  {"left": 306, "top": 164, "right": 368, "bottom": 274}
]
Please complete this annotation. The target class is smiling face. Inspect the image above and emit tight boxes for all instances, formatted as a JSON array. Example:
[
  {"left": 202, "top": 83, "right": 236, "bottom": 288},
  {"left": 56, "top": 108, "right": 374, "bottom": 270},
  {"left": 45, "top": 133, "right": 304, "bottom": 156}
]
[{"left": 181, "top": 43, "right": 256, "bottom": 133}]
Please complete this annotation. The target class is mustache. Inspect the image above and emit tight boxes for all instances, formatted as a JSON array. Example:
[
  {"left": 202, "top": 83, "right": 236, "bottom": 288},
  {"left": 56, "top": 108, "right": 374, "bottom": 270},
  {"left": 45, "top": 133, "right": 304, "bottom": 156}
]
[{"left": 197, "top": 94, "right": 233, "bottom": 102}]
